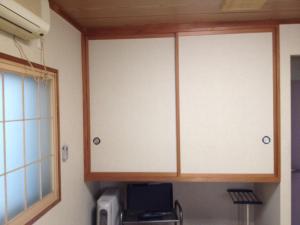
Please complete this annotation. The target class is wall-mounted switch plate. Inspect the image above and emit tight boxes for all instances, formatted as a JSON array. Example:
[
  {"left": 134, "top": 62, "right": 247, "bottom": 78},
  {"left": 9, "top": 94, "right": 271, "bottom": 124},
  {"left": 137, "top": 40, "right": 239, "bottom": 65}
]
[{"left": 62, "top": 145, "right": 69, "bottom": 162}]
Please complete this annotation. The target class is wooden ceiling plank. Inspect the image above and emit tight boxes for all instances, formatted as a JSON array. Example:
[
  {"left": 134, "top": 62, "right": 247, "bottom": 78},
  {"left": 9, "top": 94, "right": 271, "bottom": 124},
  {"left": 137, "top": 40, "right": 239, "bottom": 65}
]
[
  {"left": 49, "top": 0, "right": 85, "bottom": 32},
  {"left": 58, "top": 0, "right": 300, "bottom": 20},
  {"left": 50, "top": 0, "right": 300, "bottom": 31},
  {"left": 71, "top": 8, "right": 300, "bottom": 21},
  {"left": 76, "top": 11, "right": 300, "bottom": 28}
]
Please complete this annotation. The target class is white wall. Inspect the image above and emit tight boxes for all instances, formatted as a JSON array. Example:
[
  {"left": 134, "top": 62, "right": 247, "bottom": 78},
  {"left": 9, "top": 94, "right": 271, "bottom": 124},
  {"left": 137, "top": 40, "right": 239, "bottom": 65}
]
[
  {"left": 254, "top": 184, "right": 280, "bottom": 225},
  {"left": 0, "top": 11, "right": 97, "bottom": 225},
  {"left": 173, "top": 183, "right": 255, "bottom": 225},
  {"left": 279, "top": 24, "right": 300, "bottom": 225}
]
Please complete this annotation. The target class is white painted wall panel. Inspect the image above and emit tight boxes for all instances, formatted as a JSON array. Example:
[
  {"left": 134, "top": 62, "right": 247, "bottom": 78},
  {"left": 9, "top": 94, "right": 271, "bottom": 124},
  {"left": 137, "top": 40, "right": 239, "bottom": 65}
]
[
  {"left": 179, "top": 32, "right": 274, "bottom": 174},
  {"left": 89, "top": 38, "right": 177, "bottom": 172}
]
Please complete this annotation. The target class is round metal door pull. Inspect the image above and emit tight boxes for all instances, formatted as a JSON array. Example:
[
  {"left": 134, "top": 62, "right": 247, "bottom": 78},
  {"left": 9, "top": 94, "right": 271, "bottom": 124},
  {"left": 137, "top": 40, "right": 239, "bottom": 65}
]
[
  {"left": 262, "top": 136, "right": 271, "bottom": 144},
  {"left": 93, "top": 137, "right": 101, "bottom": 145}
]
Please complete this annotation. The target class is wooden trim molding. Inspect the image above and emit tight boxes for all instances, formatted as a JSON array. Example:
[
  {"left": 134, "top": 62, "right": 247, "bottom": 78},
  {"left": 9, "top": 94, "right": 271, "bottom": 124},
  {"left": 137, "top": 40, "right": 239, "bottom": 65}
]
[
  {"left": 0, "top": 52, "right": 58, "bottom": 74},
  {"left": 175, "top": 33, "right": 181, "bottom": 176},
  {"left": 273, "top": 26, "right": 281, "bottom": 180},
  {"left": 26, "top": 199, "right": 60, "bottom": 225},
  {"left": 82, "top": 25, "right": 281, "bottom": 182},
  {"left": 178, "top": 174, "right": 280, "bottom": 183},
  {"left": 86, "top": 172, "right": 178, "bottom": 182},
  {"left": 81, "top": 34, "right": 91, "bottom": 181},
  {"left": 49, "top": 0, "right": 85, "bottom": 33},
  {"left": 177, "top": 26, "right": 277, "bottom": 36},
  {"left": 86, "top": 19, "right": 300, "bottom": 40},
  {"left": 86, "top": 173, "right": 279, "bottom": 182}
]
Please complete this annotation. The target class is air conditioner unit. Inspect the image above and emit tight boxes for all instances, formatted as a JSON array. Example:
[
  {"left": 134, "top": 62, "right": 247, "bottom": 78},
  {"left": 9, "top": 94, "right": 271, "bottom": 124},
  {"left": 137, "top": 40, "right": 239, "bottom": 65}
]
[{"left": 0, "top": 0, "right": 50, "bottom": 40}]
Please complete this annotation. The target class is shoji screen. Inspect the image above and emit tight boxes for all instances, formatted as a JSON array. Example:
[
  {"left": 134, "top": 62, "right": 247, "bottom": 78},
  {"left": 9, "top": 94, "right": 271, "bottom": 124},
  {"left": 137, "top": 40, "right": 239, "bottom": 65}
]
[
  {"left": 0, "top": 65, "right": 59, "bottom": 225},
  {"left": 179, "top": 31, "right": 275, "bottom": 174},
  {"left": 88, "top": 37, "right": 177, "bottom": 173}
]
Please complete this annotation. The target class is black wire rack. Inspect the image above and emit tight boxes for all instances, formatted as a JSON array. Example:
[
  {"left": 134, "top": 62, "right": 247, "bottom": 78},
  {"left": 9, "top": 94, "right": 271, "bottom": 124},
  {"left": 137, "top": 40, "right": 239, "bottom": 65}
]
[{"left": 227, "top": 189, "right": 263, "bottom": 205}]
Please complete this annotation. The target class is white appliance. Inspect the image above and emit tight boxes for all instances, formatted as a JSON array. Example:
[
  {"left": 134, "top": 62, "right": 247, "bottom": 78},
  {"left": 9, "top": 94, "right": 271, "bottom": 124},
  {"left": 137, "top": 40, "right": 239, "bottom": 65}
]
[
  {"left": 97, "top": 189, "right": 121, "bottom": 225},
  {"left": 0, "top": 0, "right": 50, "bottom": 40}
]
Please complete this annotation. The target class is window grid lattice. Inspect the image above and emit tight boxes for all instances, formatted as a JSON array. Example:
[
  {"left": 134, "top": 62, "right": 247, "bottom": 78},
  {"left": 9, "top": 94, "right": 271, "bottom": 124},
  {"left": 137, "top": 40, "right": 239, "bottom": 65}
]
[{"left": 0, "top": 72, "right": 54, "bottom": 225}]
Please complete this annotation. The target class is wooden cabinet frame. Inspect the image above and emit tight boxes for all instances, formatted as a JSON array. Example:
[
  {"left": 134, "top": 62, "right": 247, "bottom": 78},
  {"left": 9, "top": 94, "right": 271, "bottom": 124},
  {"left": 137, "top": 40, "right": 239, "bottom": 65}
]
[{"left": 82, "top": 24, "right": 280, "bottom": 182}]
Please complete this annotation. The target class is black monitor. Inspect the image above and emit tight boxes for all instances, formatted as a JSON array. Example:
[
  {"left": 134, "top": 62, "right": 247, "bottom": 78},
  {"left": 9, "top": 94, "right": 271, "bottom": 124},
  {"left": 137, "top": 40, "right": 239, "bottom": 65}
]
[{"left": 127, "top": 183, "right": 173, "bottom": 213}]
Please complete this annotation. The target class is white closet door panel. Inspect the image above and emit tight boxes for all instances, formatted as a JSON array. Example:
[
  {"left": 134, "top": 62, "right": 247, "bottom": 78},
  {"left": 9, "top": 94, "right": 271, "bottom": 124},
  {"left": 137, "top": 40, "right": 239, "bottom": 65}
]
[
  {"left": 179, "top": 32, "right": 274, "bottom": 174},
  {"left": 89, "top": 38, "right": 176, "bottom": 173}
]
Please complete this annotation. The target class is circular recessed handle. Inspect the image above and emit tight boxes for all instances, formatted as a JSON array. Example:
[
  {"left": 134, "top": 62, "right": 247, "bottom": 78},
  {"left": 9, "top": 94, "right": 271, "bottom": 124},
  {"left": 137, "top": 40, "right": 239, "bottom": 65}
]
[
  {"left": 93, "top": 137, "right": 101, "bottom": 145},
  {"left": 262, "top": 136, "right": 271, "bottom": 144}
]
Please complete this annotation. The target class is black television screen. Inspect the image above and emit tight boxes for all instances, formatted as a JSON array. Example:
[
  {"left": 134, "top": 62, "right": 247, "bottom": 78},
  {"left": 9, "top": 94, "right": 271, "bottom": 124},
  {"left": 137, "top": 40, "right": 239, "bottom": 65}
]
[{"left": 127, "top": 183, "right": 173, "bottom": 212}]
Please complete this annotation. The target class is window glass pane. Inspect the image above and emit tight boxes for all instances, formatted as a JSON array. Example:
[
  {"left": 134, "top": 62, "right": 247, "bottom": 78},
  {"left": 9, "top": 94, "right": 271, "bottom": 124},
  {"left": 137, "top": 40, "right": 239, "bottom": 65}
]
[
  {"left": 4, "top": 74, "right": 23, "bottom": 121},
  {"left": 6, "top": 122, "right": 23, "bottom": 172},
  {"left": 0, "top": 176, "right": 5, "bottom": 225},
  {"left": 0, "top": 123, "right": 3, "bottom": 175},
  {"left": 0, "top": 62, "right": 58, "bottom": 225},
  {"left": 24, "top": 77, "right": 38, "bottom": 119},
  {"left": 7, "top": 169, "right": 25, "bottom": 220},
  {"left": 0, "top": 76, "right": 3, "bottom": 122},
  {"left": 26, "top": 163, "right": 40, "bottom": 207},
  {"left": 41, "top": 157, "right": 52, "bottom": 197},
  {"left": 25, "top": 120, "right": 39, "bottom": 163},
  {"left": 39, "top": 80, "right": 51, "bottom": 118},
  {"left": 40, "top": 119, "right": 51, "bottom": 157}
]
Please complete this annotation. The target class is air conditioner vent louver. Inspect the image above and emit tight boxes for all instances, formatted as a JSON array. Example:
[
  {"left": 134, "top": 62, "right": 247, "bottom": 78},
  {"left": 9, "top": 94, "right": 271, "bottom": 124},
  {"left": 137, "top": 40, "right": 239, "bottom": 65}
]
[{"left": 0, "top": 0, "right": 50, "bottom": 40}]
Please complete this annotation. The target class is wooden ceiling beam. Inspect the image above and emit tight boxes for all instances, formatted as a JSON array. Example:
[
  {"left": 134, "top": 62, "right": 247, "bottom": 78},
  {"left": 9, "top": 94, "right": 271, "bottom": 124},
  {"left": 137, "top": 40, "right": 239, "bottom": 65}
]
[{"left": 86, "top": 18, "right": 300, "bottom": 39}]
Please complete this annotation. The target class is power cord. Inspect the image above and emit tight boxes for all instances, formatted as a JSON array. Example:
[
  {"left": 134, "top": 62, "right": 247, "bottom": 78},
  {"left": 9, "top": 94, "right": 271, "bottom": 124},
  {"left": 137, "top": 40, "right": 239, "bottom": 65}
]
[{"left": 13, "top": 35, "right": 49, "bottom": 80}]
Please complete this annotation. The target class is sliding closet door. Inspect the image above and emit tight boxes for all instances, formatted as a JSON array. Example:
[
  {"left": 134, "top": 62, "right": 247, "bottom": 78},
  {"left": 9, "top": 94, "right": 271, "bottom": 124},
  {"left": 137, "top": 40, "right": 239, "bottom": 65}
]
[
  {"left": 89, "top": 38, "right": 176, "bottom": 173},
  {"left": 179, "top": 32, "right": 275, "bottom": 174}
]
